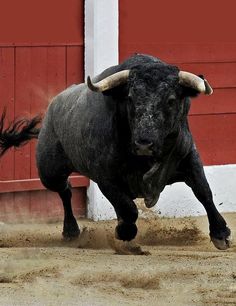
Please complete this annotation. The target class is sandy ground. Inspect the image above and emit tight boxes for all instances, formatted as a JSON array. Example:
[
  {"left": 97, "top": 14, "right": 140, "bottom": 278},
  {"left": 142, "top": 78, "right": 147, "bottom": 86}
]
[{"left": 0, "top": 209, "right": 236, "bottom": 306}]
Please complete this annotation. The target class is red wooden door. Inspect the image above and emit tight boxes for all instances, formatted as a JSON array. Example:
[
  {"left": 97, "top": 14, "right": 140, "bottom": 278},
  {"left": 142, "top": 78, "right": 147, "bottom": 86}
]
[
  {"left": 0, "top": 0, "right": 89, "bottom": 221},
  {"left": 119, "top": 0, "right": 236, "bottom": 166}
]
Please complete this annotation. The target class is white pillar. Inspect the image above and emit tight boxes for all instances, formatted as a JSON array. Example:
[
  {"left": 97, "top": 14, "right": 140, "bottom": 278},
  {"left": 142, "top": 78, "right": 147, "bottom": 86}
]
[
  {"left": 85, "top": 0, "right": 119, "bottom": 78},
  {"left": 85, "top": 0, "right": 118, "bottom": 220}
]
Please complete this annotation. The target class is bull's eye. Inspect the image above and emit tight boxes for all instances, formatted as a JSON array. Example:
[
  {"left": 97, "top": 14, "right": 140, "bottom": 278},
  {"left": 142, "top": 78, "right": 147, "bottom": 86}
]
[
  {"left": 167, "top": 95, "right": 176, "bottom": 106},
  {"left": 127, "top": 95, "right": 135, "bottom": 116},
  {"left": 128, "top": 94, "right": 132, "bottom": 103}
]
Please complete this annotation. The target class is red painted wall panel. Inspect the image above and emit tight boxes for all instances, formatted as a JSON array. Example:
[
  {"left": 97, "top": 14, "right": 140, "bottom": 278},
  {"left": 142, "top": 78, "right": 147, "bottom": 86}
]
[
  {"left": 0, "top": 0, "right": 84, "bottom": 45},
  {"left": 0, "top": 1, "right": 86, "bottom": 220},
  {"left": 67, "top": 46, "right": 84, "bottom": 86},
  {"left": 0, "top": 45, "right": 85, "bottom": 183},
  {"left": 0, "top": 48, "right": 15, "bottom": 180},
  {"left": 189, "top": 114, "right": 236, "bottom": 165},
  {"left": 119, "top": 0, "right": 236, "bottom": 44},
  {"left": 14, "top": 48, "right": 32, "bottom": 180},
  {"left": 179, "top": 63, "right": 236, "bottom": 89},
  {"left": 47, "top": 47, "right": 67, "bottom": 101},
  {"left": 30, "top": 47, "right": 67, "bottom": 179},
  {"left": 0, "top": 188, "right": 87, "bottom": 222},
  {"left": 119, "top": 43, "right": 236, "bottom": 64},
  {"left": 0, "top": 48, "right": 15, "bottom": 211},
  {"left": 119, "top": 0, "right": 236, "bottom": 165},
  {"left": 189, "top": 88, "right": 236, "bottom": 116}
]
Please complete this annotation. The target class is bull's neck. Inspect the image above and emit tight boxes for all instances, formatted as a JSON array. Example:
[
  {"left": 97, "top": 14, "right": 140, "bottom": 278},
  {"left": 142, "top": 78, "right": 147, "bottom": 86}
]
[
  {"left": 116, "top": 99, "right": 132, "bottom": 149},
  {"left": 162, "top": 128, "right": 181, "bottom": 158}
]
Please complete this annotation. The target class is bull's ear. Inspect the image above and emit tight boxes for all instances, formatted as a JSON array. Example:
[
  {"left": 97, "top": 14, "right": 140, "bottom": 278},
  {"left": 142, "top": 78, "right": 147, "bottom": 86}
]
[
  {"left": 101, "top": 83, "right": 129, "bottom": 98},
  {"left": 182, "top": 86, "right": 201, "bottom": 98},
  {"left": 181, "top": 75, "right": 211, "bottom": 98}
]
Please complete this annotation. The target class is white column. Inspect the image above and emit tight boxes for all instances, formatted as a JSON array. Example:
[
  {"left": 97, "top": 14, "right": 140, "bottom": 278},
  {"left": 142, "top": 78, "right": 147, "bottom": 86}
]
[
  {"left": 85, "top": 0, "right": 119, "bottom": 78},
  {"left": 85, "top": 0, "right": 118, "bottom": 220}
]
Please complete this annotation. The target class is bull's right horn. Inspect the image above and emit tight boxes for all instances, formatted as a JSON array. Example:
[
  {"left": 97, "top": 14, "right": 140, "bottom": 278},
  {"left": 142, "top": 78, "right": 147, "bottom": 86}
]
[
  {"left": 87, "top": 70, "right": 130, "bottom": 92},
  {"left": 179, "top": 71, "right": 213, "bottom": 95}
]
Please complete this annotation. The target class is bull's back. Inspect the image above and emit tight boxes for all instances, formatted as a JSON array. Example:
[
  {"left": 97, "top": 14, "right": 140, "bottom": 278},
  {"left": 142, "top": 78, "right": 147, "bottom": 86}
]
[
  {"left": 37, "top": 83, "right": 119, "bottom": 180},
  {"left": 37, "top": 84, "right": 87, "bottom": 173}
]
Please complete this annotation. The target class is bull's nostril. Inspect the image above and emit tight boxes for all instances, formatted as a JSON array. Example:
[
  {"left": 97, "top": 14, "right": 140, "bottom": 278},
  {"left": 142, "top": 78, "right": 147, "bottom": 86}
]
[
  {"left": 135, "top": 140, "right": 153, "bottom": 149},
  {"left": 134, "top": 140, "right": 153, "bottom": 156}
]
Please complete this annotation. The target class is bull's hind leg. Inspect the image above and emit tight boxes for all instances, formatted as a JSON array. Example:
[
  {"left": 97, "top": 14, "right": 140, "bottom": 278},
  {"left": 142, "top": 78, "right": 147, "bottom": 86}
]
[
  {"left": 182, "top": 149, "right": 231, "bottom": 250},
  {"left": 98, "top": 182, "right": 138, "bottom": 241},
  {"left": 39, "top": 175, "right": 80, "bottom": 239},
  {"left": 59, "top": 185, "right": 80, "bottom": 239},
  {"left": 37, "top": 140, "right": 80, "bottom": 239}
]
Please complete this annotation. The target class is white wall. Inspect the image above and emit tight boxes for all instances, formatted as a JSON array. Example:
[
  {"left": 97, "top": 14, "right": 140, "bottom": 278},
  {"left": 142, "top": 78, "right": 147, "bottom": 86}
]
[
  {"left": 84, "top": 0, "right": 236, "bottom": 220},
  {"left": 153, "top": 164, "right": 236, "bottom": 217},
  {"left": 86, "top": 164, "right": 236, "bottom": 221}
]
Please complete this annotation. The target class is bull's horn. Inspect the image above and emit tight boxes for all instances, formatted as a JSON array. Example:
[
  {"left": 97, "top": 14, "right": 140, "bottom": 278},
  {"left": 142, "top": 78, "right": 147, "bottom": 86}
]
[
  {"left": 87, "top": 70, "right": 130, "bottom": 92},
  {"left": 179, "top": 71, "right": 213, "bottom": 95}
]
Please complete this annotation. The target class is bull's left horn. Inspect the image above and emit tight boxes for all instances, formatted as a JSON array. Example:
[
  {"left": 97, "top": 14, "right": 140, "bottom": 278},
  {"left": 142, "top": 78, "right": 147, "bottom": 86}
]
[
  {"left": 87, "top": 70, "right": 130, "bottom": 92},
  {"left": 179, "top": 71, "right": 213, "bottom": 95}
]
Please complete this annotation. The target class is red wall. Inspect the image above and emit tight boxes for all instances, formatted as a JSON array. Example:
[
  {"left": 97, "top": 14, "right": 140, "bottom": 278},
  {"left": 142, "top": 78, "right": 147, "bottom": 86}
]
[
  {"left": 119, "top": 0, "right": 236, "bottom": 165},
  {"left": 0, "top": 0, "right": 84, "bottom": 46},
  {"left": 0, "top": 0, "right": 87, "bottom": 221}
]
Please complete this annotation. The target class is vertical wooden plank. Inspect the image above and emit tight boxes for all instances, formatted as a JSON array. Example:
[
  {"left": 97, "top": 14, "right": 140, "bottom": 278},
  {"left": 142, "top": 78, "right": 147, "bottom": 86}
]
[
  {"left": 0, "top": 48, "right": 15, "bottom": 212},
  {"left": 14, "top": 47, "right": 32, "bottom": 212},
  {"left": 30, "top": 47, "right": 66, "bottom": 179},
  {"left": 13, "top": 191, "right": 32, "bottom": 222},
  {"left": 46, "top": 190, "right": 64, "bottom": 220},
  {"left": 14, "top": 47, "right": 32, "bottom": 180},
  {"left": 72, "top": 188, "right": 86, "bottom": 217},
  {"left": 30, "top": 47, "right": 48, "bottom": 113},
  {"left": 29, "top": 47, "right": 48, "bottom": 215},
  {"left": 29, "top": 47, "right": 48, "bottom": 179},
  {"left": 47, "top": 46, "right": 66, "bottom": 101},
  {"left": 0, "top": 193, "right": 15, "bottom": 222},
  {"left": 66, "top": 46, "right": 84, "bottom": 86},
  {"left": 0, "top": 47, "right": 15, "bottom": 180}
]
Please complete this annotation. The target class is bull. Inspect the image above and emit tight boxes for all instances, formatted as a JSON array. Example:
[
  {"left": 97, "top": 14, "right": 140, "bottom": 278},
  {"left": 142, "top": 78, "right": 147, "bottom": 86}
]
[{"left": 36, "top": 54, "right": 231, "bottom": 250}]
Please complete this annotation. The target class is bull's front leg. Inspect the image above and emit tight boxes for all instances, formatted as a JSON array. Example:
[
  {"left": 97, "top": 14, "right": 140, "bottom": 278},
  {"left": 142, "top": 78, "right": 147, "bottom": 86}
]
[
  {"left": 98, "top": 182, "right": 138, "bottom": 241},
  {"left": 182, "top": 149, "right": 231, "bottom": 250}
]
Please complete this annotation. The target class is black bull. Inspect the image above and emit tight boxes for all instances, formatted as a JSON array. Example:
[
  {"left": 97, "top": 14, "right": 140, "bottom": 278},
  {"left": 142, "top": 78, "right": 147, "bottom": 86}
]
[{"left": 36, "top": 54, "right": 231, "bottom": 250}]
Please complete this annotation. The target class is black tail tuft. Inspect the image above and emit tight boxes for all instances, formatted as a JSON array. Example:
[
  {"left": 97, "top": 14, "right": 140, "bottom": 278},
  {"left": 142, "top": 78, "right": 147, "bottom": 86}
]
[{"left": 0, "top": 108, "right": 41, "bottom": 157}]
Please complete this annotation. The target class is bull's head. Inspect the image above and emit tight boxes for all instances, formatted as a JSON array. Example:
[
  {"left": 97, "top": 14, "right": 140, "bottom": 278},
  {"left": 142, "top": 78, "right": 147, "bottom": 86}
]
[{"left": 87, "top": 63, "right": 212, "bottom": 158}]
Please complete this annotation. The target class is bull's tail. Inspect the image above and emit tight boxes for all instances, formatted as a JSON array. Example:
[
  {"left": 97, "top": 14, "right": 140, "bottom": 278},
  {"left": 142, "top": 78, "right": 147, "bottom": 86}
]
[{"left": 0, "top": 108, "right": 41, "bottom": 157}]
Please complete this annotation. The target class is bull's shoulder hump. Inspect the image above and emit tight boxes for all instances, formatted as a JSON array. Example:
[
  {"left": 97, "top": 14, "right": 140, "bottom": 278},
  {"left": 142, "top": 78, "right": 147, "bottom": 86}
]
[
  {"left": 49, "top": 83, "right": 86, "bottom": 108},
  {"left": 56, "top": 83, "right": 86, "bottom": 100}
]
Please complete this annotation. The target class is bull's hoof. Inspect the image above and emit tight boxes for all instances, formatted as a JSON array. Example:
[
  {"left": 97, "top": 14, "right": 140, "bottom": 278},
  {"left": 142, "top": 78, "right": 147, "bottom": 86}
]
[
  {"left": 210, "top": 227, "right": 232, "bottom": 250},
  {"left": 62, "top": 217, "right": 80, "bottom": 240},
  {"left": 115, "top": 222, "right": 137, "bottom": 241}
]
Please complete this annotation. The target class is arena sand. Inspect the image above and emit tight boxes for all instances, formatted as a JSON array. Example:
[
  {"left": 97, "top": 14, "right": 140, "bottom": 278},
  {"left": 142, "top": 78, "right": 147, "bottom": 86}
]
[{"left": 0, "top": 202, "right": 235, "bottom": 306}]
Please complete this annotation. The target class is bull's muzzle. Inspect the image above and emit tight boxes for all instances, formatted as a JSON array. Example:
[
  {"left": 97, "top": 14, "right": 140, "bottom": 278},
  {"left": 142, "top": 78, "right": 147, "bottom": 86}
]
[{"left": 134, "top": 140, "right": 153, "bottom": 156}]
